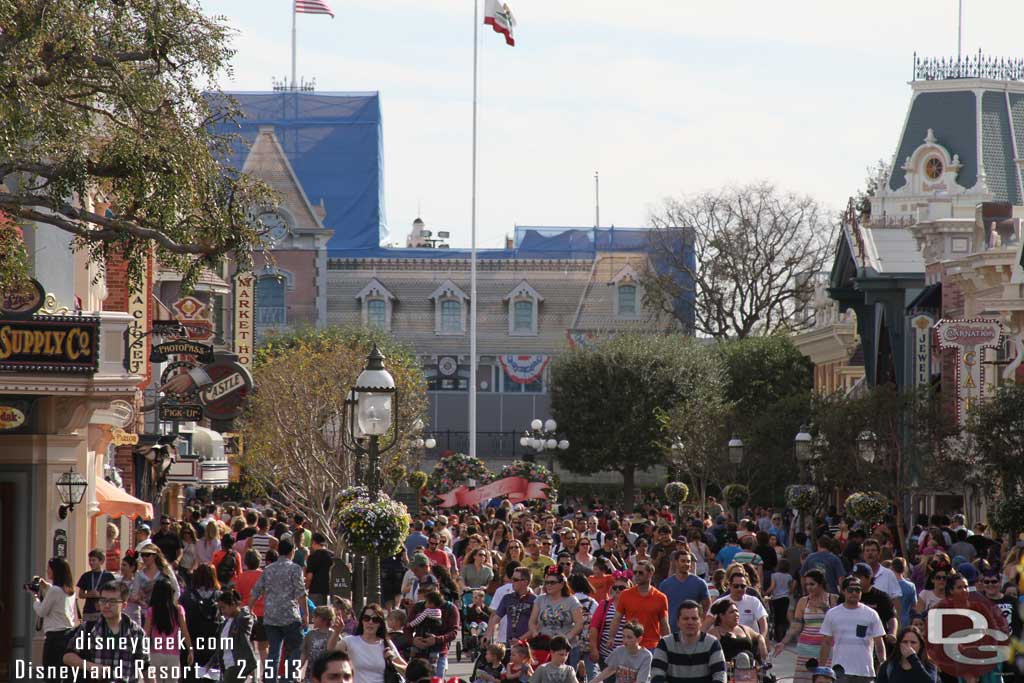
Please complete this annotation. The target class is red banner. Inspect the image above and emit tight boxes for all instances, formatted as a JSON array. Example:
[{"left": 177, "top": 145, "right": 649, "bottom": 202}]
[{"left": 437, "top": 476, "right": 549, "bottom": 508}]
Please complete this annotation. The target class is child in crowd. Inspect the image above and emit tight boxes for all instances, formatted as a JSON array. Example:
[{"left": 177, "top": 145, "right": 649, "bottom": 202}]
[
  {"left": 300, "top": 606, "right": 335, "bottom": 683},
  {"left": 387, "top": 609, "right": 411, "bottom": 660},
  {"left": 474, "top": 643, "right": 507, "bottom": 683},
  {"left": 529, "top": 636, "right": 578, "bottom": 683},
  {"left": 503, "top": 641, "right": 534, "bottom": 683}
]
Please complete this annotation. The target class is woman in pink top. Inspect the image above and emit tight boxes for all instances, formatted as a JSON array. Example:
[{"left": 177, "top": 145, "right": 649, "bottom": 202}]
[{"left": 144, "top": 580, "right": 194, "bottom": 683}]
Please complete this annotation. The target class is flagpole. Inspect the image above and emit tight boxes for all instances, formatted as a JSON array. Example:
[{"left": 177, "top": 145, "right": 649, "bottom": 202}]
[
  {"left": 469, "top": 0, "right": 479, "bottom": 459},
  {"left": 291, "top": 0, "right": 298, "bottom": 88}
]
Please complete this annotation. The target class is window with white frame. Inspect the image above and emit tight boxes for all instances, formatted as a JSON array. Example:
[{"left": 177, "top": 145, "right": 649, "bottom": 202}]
[
  {"left": 367, "top": 299, "right": 387, "bottom": 328},
  {"left": 611, "top": 265, "right": 642, "bottom": 319},
  {"left": 441, "top": 300, "right": 462, "bottom": 332},
  {"left": 430, "top": 280, "right": 469, "bottom": 335},
  {"left": 504, "top": 280, "right": 543, "bottom": 336},
  {"left": 355, "top": 278, "right": 396, "bottom": 331}
]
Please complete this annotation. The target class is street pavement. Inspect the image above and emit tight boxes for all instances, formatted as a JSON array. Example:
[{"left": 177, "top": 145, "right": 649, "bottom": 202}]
[{"left": 445, "top": 643, "right": 800, "bottom": 681}]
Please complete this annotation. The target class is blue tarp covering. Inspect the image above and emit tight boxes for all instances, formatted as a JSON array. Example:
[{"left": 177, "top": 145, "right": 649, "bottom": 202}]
[{"left": 211, "top": 91, "right": 386, "bottom": 251}]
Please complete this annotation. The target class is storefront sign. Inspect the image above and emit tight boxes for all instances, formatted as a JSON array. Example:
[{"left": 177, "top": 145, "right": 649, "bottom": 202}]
[
  {"left": 199, "top": 358, "right": 253, "bottom": 421},
  {"left": 233, "top": 272, "right": 255, "bottom": 369},
  {"left": 910, "top": 314, "right": 934, "bottom": 386},
  {"left": 110, "top": 428, "right": 139, "bottom": 446},
  {"left": 52, "top": 529, "right": 67, "bottom": 559},
  {"left": 0, "top": 404, "right": 26, "bottom": 431},
  {"left": 151, "top": 340, "right": 213, "bottom": 363},
  {"left": 125, "top": 289, "right": 149, "bottom": 378},
  {"left": 0, "top": 278, "right": 45, "bottom": 318},
  {"left": 159, "top": 403, "right": 203, "bottom": 422},
  {"left": 935, "top": 318, "right": 1002, "bottom": 424},
  {"left": 0, "top": 316, "right": 100, "bottom": 373},
  {"left": 172, "top": 296, "right": 213, "bottom": 341},
  {"left": 438, "top": 356, "right": 458, "bottom": 376}
]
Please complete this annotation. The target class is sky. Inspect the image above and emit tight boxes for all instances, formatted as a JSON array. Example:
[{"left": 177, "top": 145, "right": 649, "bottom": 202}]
[{"left": 199, "top": 0, "right": 1024, "bottom": 248}]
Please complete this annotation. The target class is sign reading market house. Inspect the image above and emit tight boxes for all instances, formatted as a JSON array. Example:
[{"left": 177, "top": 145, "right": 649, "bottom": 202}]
[
  {"left": 934, "top": 318, "right": 1003, "bottom": 424},
  {"left": 0, "top": 315, "right": 100, "bottom": 373}
]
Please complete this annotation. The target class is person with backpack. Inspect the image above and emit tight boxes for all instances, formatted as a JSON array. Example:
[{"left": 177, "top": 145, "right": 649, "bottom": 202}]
[
  {"left": 214, "top": 534, "right": 243, "bottom": 589},
  {"left": 183, "top": 563, "right": 223, "bottom": 679}
]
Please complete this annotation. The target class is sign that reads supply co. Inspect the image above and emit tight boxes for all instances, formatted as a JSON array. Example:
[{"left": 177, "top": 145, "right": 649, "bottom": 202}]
[{"left": 0, "top": 316, "right": 100, "bottom": 373}]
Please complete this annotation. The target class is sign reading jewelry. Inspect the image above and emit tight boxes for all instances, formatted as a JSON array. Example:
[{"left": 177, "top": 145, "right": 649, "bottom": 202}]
[
  {"left": 0, "top": 316, "right": 100, "bottom": 373},
  {"left": 934, "top": 318, "right": 1002, "bottom": 424},
  {"left": 910, "top": 314, "right": 934, "bottom": 386}
]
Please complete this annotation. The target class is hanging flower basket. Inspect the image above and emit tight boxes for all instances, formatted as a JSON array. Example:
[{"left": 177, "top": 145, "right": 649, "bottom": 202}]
[
  {"left": 844, "top": 491, "right": 889, "bottom": 524},
  {"left": 337, "top": 495, "right": 411, "bottom": 557},
  {"left": 722, "top": 484, "right": 750, "bottom": 510},
  {"left": 500, "top": 460, "right": 558, "bottom": 506},
  {"left": 785, "top": 485, "right": 820, "bottom": 513},
  {"left": 407, "top": 470, "right": 429, "bottom": 491},
  {"left": 426, "top": 452, "right": 494, "bottom": 501},
  {"left": 988, "top": 497, "right": 1024, "bottom": 536},
  {"left": 664, "top": 482, "right": 690, "bottom": 504},
  {"left": 337, "top": 485, "right": 370, "bottom": 508}
]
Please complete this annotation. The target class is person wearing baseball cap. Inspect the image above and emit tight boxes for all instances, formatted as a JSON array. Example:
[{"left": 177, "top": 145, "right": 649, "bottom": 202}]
[
  {"left": 819, "top": 576, "right": 886, "bottom": 683},
  {"left": 134, "top": 522, "right": 155, "bottom": 553},
  {"left": 850, "top": 563, "right": 897, "bottom": 649}
]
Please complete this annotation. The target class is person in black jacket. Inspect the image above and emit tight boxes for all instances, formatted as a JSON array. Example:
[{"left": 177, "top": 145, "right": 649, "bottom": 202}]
[
  {"left": 217, "top": 589, "right": 258, "bottom": 683},
  {"left": 875, "top": 627, "right": 937, "bottom": 683}
]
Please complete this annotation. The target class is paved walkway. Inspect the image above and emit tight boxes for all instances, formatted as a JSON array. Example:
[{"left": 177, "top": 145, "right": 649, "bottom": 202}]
[{"left": 445, "top": 644, "right": 800, "bottom": 681}]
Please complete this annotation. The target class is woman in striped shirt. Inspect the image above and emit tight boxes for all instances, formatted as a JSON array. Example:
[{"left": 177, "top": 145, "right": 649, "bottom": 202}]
[{"left": 589, "top": 575, "right": 631, "bottom": 668}]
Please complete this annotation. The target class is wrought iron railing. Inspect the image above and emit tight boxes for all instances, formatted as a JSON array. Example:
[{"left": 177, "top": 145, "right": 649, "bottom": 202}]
[
  {"left": 913, "top": 51, "right": 1024, "bottom": 82},
  {"left": 422, "top": 430, "right": 531, "bottom": 459}
]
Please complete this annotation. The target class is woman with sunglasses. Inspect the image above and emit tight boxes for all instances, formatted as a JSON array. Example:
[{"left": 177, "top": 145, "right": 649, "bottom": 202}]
[
  {"left": 461, "top": 548, "right": 495, "bottom": 593},
  {"left": 330, "top": 603, "right": 406, "bottom": 683},
  {"left": 914, "top": 569, "right": 949, "bottom": 614},
  {"left": 773, "top": 568, "right": 837, "bottom": 683},
  {"left": 572, "top": 539, "right": 595, "bottom": 577},
  {"left": 526, "top": 567, "right": 585, "bottom": 664},
  {"left": 589, "top": 575, "right": 632, "bottom": 669}
]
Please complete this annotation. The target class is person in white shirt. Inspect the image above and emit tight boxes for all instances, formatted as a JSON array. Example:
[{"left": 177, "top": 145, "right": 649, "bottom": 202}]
[
  {"left": 819, "top": 576, "right": 885, "bottom": 683},
  {"left": 584, "top": 517, "right": 605, "bottom": 551},
  {"left": 707, "top": 569, "right": 768, "bottom": 637},
  {"left": 861, "top": 539, "right": 902, "bottom": 619},
  {"left": 134, "top": 524, "right": 155, "bottom": 553},
  {"left": 29, "top": 558, "right": 78, "bottom": 674}
]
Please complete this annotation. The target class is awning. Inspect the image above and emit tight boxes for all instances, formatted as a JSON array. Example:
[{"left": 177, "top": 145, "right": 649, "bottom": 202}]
[{"left": 94, "top": 478, "right": 153, "bottom": 520}]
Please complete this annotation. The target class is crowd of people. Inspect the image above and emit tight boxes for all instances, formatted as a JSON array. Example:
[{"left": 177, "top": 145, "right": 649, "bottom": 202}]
[{"left": 23, "top": 494, "right": 1024, "bottom": 683}]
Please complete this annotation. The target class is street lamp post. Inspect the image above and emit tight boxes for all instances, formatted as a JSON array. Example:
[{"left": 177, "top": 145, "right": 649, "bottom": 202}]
[
  {"left": 339, "top": 346, "right": 400, "bottom": 606},
  {"left": 56, "top": 467, "right": 87, "bottom": 520},
  {"left": 521, "top": 418, "right": 568, "bottom": 471},
  {"left": 793, "top": 425, "right": 813, "bottom": 483}
]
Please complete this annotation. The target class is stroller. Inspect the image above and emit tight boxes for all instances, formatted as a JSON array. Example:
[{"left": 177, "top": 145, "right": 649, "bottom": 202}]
[{"left": 455, "top": 589, "right": 492, "bottom": 662}]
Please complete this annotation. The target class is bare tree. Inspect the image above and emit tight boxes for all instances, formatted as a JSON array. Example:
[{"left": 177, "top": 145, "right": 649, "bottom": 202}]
[{"left": 644, "top": 183, "right": 836, "bottom": 339}]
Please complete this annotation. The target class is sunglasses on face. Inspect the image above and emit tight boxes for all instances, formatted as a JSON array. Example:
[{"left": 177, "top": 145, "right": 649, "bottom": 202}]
[
  {"left": 933, "top": 575, "right": 947, "bottom": 580},
  {"left": 731, "top": 583, "right": 747, "bottom": 589},
  {"left": 612, "top": 585, "right": 627, "bottom": 592},
  {"left": 982, "top": 578, "right": 1000, "bottom": 584},
  {"left": 845, "top": 586, "right": 863, "bottom": 593},
  {"left": 362, "top": 615, "right": 384, "bottom": 623},
  {"left": 544, "top": 580, "right": 562, "bottom": 586}
]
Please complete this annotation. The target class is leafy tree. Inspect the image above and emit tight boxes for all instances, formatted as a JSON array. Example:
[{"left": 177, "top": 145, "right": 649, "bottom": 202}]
[
  {"left": 0, "top": 0, "right": 277, "bottom": 289},
  {"left": 238, "top": 326, "right": 428, "bottom": 543},
  {"left": 713, "top": 336, "right": 813, "bottom": 503},
  {"left": 549, "top": 334, "right": 723, "bottom": 511},
  {"left": 964, "top": 384, "right": 1024, "bottom": 502},
  {"left": 643, "top": 182, "right": 836, "bottom": 339}
]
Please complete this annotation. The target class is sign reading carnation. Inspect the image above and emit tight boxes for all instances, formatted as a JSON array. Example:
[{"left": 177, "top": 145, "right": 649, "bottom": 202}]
[
  {"left": 498, "top": 354, "right": 549, "bottom": 384},
  {"left": 934, "top": 319, "right": 1002, "bottom": 424},
  {"left": 437, "top": 476, "right": 550, "bottom": 508}
]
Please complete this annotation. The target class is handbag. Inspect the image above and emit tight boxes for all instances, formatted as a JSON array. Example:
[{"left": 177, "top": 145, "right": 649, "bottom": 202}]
[{"left": 383, "top": 645, "right": 404, "bottom": 683}]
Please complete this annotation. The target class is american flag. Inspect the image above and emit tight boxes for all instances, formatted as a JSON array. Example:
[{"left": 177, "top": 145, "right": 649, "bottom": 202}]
[{"left": 295, "top": 0, "right": 334, "bottom": 18}]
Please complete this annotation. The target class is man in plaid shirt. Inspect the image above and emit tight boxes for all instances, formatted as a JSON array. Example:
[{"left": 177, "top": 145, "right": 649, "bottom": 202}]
[{"left": 64, "top": 580, "right": 152, "bottom": 683}]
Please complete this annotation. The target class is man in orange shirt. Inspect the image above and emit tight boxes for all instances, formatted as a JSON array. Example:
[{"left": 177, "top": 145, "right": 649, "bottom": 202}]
[{"left": 607, "top": 560, "right": 670, "bottom": 650}]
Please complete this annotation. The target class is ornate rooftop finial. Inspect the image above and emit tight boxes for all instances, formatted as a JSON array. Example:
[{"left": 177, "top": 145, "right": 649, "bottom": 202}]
[{"left": 913, "top": 50, "right": 1024, "bottom": 82}]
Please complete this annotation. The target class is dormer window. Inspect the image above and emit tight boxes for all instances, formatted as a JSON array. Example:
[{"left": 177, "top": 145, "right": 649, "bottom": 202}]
[
  {"left": 504, "top": 280, "right": 543, "bottom": 336},
  {"left": 355, "top": 278, "right": 396, "bottom": 331},
  {"left": 611, "top": 265, "right": 642, "bottom": 319},
  {"left": 430, "top": 280, "right": 469, "bottom": 335}
]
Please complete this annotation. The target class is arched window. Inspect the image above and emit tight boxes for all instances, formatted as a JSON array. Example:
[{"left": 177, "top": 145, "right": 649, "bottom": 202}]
[
  {"left": 617, "top": 284, "right": 637, "bottom": 316},
  {"left": 441, "top": 300, "right": 462, "bottom": 332}
]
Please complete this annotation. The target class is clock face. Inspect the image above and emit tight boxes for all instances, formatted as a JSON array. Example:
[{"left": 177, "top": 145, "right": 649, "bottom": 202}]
[{"left": 924, "top": 157, "right": 944, "bottom": 180}]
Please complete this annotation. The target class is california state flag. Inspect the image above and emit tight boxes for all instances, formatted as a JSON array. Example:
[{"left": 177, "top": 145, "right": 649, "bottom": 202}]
[{"left": 484, "top": 0, "right": 516, "bottom": 46}]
